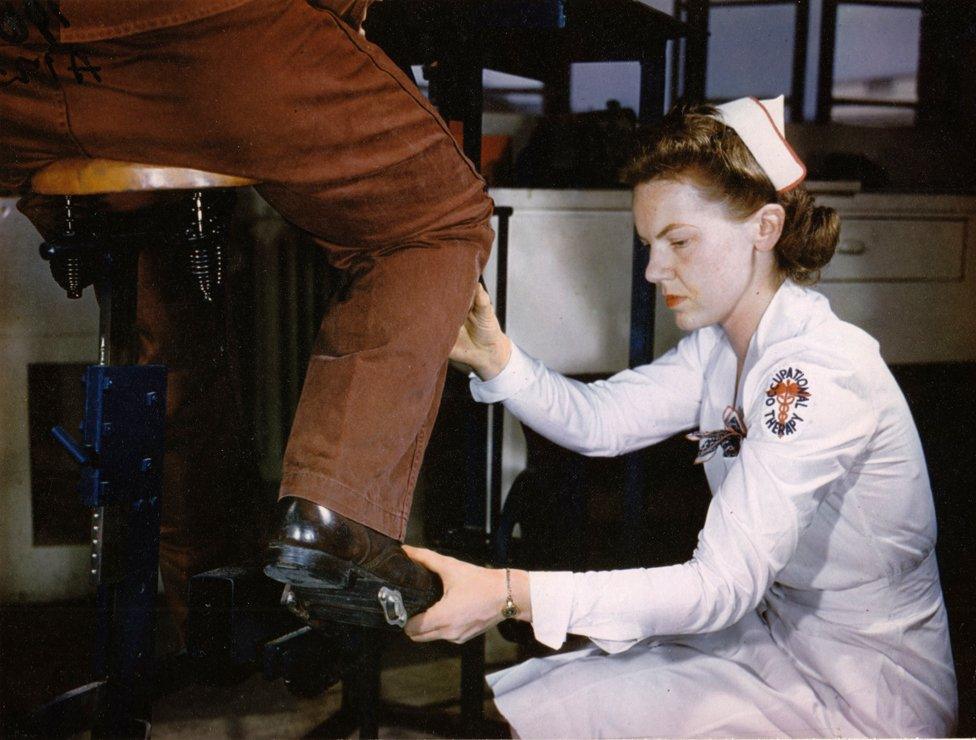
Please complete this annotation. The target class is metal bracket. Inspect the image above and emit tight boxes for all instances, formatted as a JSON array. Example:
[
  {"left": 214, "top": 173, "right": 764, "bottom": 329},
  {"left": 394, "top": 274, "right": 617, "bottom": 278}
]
[
  {"left": 79, "top": 365, "right": 167, "bottom": 510},
  {"left": 50, "top": 364, "right": 166, "bottom": 586},
  {"left": 377, "top": 586, "right": 408, "bottom": 628}
]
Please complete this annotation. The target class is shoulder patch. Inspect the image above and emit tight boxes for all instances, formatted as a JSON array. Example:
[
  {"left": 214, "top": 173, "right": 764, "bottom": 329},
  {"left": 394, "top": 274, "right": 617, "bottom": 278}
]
[{"left": 762, "top": 366, "right": 811, "bottom": 438}]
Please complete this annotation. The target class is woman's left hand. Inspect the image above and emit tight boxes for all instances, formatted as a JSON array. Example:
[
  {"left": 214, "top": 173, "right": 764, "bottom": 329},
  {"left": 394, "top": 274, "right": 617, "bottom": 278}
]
[{"left": 403, "top": 545, "right": 507, "bottom": 644}]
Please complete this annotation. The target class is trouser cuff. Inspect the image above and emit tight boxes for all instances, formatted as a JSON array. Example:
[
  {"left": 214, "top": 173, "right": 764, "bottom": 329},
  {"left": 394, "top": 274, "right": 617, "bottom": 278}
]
[{"left": 278, "top": 468, "right": 408, "bottom": 541}]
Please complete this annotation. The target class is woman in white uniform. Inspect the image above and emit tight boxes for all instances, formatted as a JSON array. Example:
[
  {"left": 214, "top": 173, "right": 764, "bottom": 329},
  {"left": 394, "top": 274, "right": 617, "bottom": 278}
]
[{"left": 403, "top": 96, "right": 958, "bottom": 737}]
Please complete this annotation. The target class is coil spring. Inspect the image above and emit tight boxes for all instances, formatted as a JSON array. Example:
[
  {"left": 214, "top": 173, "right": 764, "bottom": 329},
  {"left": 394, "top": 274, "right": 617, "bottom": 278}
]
[
  {"left": 64, "top": 255, "right": 83, "bottom": 299},
  {"left": 188, "top": 244, "right": 214, "bottom": 302},
  {"left": 62, "top": 195, "right": 84, "bottom": 299},
  {"left": 186, "top": 191, "right": 228, "bottom": 302},
  {"left": 212, "top": 239, "right": 224, "bottom": 289}
]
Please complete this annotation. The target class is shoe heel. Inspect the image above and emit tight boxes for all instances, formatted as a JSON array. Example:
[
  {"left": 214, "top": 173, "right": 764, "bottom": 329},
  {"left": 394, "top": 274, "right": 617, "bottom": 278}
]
[{"left": 263, "top": 543, "right": 353, "bottom": 588}]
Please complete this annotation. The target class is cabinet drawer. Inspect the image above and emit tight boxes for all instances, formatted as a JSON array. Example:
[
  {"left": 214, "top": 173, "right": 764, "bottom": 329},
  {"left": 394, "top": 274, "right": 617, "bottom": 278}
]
[{"left": 822, "top": 218, "right": 966, "bottom": 282}]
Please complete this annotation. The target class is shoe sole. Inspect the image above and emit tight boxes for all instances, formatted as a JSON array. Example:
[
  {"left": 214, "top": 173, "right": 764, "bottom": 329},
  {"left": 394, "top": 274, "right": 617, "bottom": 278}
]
[
  {"left": 263, "top": 542, "right": 354, "bottom": 588},
  {"left": 263, "top": 542, "right": 440, "bottom": 631}
]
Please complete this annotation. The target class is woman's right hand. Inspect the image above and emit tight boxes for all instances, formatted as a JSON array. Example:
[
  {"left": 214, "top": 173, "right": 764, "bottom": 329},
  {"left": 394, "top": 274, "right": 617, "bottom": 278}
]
[{"left": 451, "top": 282, "right": 513, "bottom": 380}]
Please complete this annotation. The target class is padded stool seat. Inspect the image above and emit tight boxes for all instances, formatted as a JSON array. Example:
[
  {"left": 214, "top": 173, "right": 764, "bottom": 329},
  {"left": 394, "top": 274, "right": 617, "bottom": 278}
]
[
  {"left": 31, "top": 158, "right": 258, "bottom": 195},
  {"left": 32, "top": 158, "right": 258, "bottom": 303}
]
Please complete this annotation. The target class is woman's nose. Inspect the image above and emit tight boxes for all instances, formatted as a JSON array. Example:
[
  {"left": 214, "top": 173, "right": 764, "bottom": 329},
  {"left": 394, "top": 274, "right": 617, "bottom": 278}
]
[{"left": 644, "top": 246, "right": 674, "bottom": 284}]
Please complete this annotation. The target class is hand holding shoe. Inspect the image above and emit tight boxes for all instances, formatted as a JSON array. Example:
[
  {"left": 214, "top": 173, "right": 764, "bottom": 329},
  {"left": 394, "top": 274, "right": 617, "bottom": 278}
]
[{"left": 402, "top": 545, "right": 531, "bottom": 644}]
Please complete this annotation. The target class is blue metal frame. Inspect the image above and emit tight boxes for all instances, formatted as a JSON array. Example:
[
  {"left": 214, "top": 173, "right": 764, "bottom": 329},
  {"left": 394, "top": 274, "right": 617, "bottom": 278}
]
[{"left": 49, "top": 363, "right": 167, "bottom": 735}]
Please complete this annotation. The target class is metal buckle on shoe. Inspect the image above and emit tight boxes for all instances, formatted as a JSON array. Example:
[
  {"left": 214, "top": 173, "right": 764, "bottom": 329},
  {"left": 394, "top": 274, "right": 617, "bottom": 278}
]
[
  {"left": 377, "top": 586, "right": 407, "bottom": 628},
  {"left": 281, "top": 584, "right": 310, "bottom": 622}
]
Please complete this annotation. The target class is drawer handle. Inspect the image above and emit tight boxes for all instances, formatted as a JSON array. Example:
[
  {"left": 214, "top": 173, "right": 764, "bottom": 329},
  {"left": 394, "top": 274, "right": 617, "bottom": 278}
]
[{"left": 837, "top": 239, "right": 867, "bottom": 255}]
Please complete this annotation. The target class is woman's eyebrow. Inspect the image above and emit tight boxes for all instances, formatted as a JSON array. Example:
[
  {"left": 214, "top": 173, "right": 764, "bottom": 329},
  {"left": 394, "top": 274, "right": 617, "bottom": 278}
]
[{"left": 655, "top": 223, "right": 693, "bottom": 239}]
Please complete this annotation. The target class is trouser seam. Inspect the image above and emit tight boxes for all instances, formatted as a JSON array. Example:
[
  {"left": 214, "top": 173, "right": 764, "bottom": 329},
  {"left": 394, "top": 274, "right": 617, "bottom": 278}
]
[
  {"left": 307, "top": 3, "right": 483, "bottom": 182},
  {"left": 53, "top": 57, "right": 94, "bottom": 159}
]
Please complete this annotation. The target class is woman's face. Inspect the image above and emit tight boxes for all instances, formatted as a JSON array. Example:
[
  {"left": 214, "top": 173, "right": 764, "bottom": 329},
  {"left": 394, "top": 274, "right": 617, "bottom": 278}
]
[{"left": 633, "top": 177, "right": 763, "bottom": 334}]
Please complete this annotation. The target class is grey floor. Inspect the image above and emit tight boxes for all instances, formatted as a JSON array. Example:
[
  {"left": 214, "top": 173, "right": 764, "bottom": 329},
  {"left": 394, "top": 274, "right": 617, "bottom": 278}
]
[
  {"left": 1, "top": 484, "right": 523, "bottom": 739},
  {"left": 150, "top": 630, "right": 519, "bottom": 739},
  {"left": 0, "top": 596, "right": 520, "bottom": 740}
]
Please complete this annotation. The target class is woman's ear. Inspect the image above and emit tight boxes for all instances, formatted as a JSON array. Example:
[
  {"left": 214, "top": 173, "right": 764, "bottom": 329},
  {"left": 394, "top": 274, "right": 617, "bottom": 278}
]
[{"left": 752, "top": 203, "right": 786, "bottom": 253}]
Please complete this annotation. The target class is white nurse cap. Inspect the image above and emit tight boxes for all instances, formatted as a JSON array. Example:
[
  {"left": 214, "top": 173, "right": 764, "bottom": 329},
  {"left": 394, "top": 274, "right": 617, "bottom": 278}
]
[{"left": 710, "top": 95, "right": 806, "bottom": 192}]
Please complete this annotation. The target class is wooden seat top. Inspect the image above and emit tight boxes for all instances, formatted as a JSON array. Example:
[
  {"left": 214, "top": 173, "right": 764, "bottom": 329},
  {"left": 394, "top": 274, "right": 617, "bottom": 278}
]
[{"left": 31, "top": 158, "right": 259, "bottom": 195}]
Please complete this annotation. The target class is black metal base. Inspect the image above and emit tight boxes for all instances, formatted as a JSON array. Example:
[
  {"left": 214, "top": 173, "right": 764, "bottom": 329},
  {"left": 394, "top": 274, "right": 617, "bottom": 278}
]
[
  {"left": 20, "top": 680, "right": 152, "bottom": 740},
  {"left": 186, "top": 565, "right": 502, "bottom": 739}
]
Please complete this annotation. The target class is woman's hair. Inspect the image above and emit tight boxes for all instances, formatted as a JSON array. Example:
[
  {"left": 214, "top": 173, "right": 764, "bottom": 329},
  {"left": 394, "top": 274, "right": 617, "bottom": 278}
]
[{"left": 620, "top": 103, "right": 839, "bottom": 285}]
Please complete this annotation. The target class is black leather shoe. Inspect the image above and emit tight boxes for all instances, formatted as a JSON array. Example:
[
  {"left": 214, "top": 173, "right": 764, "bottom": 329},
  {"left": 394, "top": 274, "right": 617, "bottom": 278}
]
[{"left": 264, "top": 497, "right": 442, "bottom": 630}]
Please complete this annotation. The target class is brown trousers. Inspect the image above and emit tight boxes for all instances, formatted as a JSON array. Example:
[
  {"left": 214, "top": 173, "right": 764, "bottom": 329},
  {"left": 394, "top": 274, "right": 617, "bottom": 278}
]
[{"left": 2, "top": 0, "right": 493, "bottom": 614}]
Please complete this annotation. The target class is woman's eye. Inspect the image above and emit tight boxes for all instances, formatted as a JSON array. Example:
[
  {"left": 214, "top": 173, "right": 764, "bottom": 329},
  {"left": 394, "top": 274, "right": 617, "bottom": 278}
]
[{"left": 672, "top": 239, "right": 688, "bottom": 248}]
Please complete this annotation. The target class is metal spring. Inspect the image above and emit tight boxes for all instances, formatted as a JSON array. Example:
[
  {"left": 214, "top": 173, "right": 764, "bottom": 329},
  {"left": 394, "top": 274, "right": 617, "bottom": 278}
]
[
  {"left": 63, "top": 195, "right": 83, "bottom": 299},
  {"left": 212, "top": 239, "right": 224, "bottom": 289},
  {"left": 63, "top": 194, "right": 75, "bottom": 237},
  {"left": 65, "top": 256, "right": 83, "bottom": 299},
  {"left": 188, "top": 244, "right": 214, "bottom": 302},
  {"left": 193, "top": 190, "right": 205, "bottom": 238},
  {"left": 186, "top": 190, "right": 228, "bottom": 302}
]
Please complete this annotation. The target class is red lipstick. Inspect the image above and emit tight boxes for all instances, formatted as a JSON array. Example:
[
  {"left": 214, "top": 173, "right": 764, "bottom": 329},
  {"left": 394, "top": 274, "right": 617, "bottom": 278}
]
[{"left": 665, "top": 295, "right": 686, "bottom": 308}]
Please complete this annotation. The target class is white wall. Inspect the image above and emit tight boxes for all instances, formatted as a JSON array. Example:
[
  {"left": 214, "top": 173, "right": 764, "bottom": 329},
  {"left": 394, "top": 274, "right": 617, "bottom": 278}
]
[{"left": 0, "top": 199, "right": 97, "bottom": 603}]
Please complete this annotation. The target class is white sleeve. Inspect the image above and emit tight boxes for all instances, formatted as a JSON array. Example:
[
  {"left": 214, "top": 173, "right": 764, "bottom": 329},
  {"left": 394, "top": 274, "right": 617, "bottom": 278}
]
[
  {"left": 526, "top": 351, "right": 878, "bottom": 651},
  {"left": 468, "top": 332, "right": 711, "bottom": 457}
]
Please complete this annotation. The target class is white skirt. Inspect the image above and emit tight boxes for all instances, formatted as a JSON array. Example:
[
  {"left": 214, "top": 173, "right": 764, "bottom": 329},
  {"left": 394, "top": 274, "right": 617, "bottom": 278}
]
[{"left": 487, "top": 611, "right": 857, "bottom": 739}]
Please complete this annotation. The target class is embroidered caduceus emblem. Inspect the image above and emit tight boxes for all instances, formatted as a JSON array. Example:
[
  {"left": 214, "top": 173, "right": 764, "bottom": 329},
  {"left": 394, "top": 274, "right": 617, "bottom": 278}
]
[
  {"left": 763, "top": 367, "right": 812, "bottom": 437},
  {"left": 686, "top": 406, "right": 747, "bottom": 464}
]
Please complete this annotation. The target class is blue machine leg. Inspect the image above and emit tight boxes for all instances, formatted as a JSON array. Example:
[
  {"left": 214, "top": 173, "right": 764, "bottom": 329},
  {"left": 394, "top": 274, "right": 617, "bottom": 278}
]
[{"left": 51, "top": 364, "right": 167, "bottom": 736}]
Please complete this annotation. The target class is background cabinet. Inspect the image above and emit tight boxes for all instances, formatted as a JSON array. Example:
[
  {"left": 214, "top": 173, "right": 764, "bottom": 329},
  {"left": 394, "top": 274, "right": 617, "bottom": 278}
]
[
  {"left": 488, "top": 187, "right": 976, "bottom": 366},
  {"left": 484, "top": 185, "right": 976, "bottom": 510}
]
